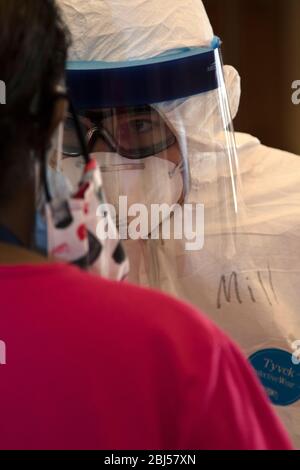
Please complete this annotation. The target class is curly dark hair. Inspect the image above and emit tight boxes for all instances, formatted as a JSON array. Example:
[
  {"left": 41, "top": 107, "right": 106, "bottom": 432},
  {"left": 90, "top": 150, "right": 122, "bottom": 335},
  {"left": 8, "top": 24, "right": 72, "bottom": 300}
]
[{"left": 0, "top": 0, "right": 71, "bottom": 200}]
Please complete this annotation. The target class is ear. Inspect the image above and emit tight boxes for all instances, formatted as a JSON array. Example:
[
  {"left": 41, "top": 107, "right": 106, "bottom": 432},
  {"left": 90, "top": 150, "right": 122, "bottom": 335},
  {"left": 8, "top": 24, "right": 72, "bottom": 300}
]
[
  {"left": 31, "top": 95, "right": 68, "bottom": 155},
  {"left": 48, "top": 96, "right": 68, "bottom": 138},
  {"left": 47, "top": 97, "right": 68, "bottom": 169}
]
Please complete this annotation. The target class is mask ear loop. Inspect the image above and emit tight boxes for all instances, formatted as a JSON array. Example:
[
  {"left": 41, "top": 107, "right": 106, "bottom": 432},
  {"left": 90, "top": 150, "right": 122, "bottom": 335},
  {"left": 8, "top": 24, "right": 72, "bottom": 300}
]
[{"left": 68, "top": 99, "right": 91, "bottom": 165}]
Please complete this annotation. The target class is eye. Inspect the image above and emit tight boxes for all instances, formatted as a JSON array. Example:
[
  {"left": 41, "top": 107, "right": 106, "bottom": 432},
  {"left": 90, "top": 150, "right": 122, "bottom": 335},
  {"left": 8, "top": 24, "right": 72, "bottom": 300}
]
[{"left": 130, "top": 119, "right": 153, "bottom": 134}]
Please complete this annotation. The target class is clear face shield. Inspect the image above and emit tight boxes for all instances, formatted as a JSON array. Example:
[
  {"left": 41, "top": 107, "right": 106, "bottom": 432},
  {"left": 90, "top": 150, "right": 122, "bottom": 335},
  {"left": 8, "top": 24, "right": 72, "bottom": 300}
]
[{"left": 61, "top": 39, "right": 245, "bottom": 290}]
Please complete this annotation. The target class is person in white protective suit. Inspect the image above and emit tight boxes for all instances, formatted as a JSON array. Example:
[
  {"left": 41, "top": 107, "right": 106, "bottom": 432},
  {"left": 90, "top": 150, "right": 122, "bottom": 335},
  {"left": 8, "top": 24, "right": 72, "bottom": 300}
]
[{"left": 59, "top": 0, "right": 300, "bottom": 447}]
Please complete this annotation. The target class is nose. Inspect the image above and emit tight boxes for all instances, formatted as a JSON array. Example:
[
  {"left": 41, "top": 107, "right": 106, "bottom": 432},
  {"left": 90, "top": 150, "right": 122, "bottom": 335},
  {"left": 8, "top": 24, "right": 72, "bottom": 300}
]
[{"left": 87, "top": 129, "right": 114, "bottom": 154}]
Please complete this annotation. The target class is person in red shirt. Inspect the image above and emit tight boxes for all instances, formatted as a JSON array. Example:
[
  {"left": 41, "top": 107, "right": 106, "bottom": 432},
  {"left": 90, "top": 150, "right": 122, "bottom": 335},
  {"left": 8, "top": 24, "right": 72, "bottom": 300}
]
[{"left": 0, "top": 0, "right": 293, "bottom": 450}]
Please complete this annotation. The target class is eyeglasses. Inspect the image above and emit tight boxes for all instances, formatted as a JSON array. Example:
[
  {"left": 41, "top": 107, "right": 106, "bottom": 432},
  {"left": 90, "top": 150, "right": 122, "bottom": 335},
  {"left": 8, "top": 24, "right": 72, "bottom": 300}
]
[{"left": 63, "top": 105, "right": 177, "bottom": 160}]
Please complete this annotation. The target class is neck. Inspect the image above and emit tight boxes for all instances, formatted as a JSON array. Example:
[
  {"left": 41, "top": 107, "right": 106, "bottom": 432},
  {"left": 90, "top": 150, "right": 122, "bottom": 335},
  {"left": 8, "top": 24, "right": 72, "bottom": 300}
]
[{"left": 0, "top": 243, "right": 51, "bottom": 265}]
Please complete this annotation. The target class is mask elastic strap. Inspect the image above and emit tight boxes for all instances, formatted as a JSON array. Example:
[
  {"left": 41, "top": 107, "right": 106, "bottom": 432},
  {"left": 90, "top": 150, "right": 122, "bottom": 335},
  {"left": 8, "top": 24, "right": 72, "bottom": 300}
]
[
  {"left": 42, "top": 148, "right": 52, "bottom": 203},
  {"left": 68, "top": 99, "right": 91, "bottom": 165}
]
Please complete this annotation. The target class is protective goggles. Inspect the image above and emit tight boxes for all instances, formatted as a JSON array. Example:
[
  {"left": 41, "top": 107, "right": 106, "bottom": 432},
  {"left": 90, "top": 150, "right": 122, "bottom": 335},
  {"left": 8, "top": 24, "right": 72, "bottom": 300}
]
[{"left": 63, "top": 105, "right": 177, "bottom": 160}]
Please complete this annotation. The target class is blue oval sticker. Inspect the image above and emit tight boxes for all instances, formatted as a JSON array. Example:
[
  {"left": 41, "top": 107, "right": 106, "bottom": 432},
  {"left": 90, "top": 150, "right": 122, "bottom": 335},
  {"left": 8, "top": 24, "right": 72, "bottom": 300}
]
[{"left": 249, "top": 349, "right": 300, "bottom": 407}]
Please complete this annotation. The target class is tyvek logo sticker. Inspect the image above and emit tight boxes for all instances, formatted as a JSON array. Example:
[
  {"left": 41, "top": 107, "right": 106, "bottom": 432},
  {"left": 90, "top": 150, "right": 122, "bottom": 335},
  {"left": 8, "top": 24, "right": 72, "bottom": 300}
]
[{"left": 249, "top": 349, "right": 300, "bottom": 407}]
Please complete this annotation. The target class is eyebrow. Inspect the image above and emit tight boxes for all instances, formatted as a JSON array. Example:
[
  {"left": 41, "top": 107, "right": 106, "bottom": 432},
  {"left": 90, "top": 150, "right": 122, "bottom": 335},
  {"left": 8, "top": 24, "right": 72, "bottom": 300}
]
[{"left": 83, "top": 105, "right": 153, "bottom": 121}]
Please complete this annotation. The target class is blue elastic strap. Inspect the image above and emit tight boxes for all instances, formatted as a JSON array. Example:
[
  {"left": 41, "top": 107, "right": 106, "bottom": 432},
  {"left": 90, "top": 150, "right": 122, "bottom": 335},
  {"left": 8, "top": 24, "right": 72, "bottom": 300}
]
[{"left": 67, "top": 37, "right": 222, "bottom": 109}]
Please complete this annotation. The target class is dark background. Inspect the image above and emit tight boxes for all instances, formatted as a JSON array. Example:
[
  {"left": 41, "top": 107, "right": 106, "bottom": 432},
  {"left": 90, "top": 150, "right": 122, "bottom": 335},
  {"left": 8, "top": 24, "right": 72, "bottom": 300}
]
[{"left": 203, "top": 0, "right": 300, "bottom": 155}]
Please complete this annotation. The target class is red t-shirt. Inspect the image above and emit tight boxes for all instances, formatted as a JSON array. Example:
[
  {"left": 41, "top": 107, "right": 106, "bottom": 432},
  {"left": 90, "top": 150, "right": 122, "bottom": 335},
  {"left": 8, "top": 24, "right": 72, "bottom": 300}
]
[{"left": 0, "top": 263, "right": 292, "bottom": 450}]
